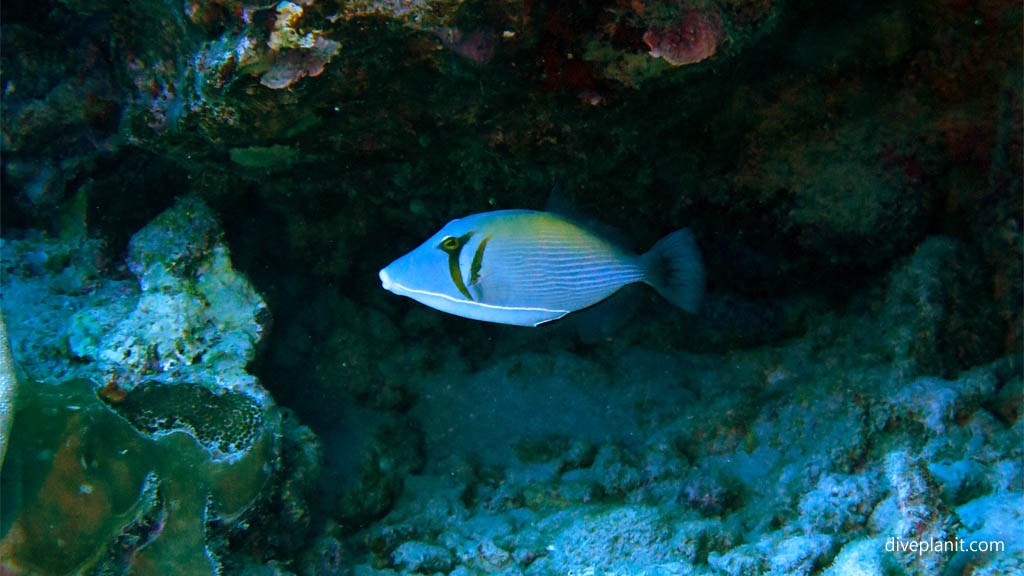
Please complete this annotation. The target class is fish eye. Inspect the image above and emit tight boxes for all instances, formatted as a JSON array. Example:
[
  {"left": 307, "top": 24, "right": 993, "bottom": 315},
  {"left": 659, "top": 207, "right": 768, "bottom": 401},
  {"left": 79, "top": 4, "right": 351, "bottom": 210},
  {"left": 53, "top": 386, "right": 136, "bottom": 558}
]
[
  {"left": 438, "top": 231, "right": 474, "bottom": 254},
  {"left": 439, "top": 236, "right": 459, "bottom": 251}
]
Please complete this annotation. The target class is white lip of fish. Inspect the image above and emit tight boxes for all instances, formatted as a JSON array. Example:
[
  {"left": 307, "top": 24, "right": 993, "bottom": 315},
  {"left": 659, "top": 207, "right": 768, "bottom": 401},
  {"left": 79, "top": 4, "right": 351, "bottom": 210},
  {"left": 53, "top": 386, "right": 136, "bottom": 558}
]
[
  {"left": 381, "top": 273, "right": 569, "bottom": 318},
  {"left": 379, "top": 268, "right": 393, "bottom": 291}
]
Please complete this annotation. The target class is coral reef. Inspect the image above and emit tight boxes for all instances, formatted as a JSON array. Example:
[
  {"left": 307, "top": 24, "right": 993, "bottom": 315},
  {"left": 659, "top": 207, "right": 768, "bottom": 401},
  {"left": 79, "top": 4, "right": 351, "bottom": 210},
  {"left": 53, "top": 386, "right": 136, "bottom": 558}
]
[
  {"left": 1, "top": 0, "right": 1019, "bottom": 574},
  {"left": 644, "top": 9, "right": 726, "bottom": 66},
  {"left": 3, "top": 195, "right": 270, "bottom": 405},
  {"left": 99, "top": 381, "right": 265, "bottom": 459},
  {"left": 327, "top": 240, "right": 1022, "bottom": 575},
  {"left": 259, "top": 1, "right": 342, "bottom": 89},
  {"left": 881, "top": 451, "right": 958, "bottom": 575},
  {"left": 0, "top": 378, "right": 276, "bottom": 575},
  {"left": 0, "top": 375, "right": 322, "bottom": 576},
  {"left": 0, "top": 196, "right": 322, "bottom": 574}
]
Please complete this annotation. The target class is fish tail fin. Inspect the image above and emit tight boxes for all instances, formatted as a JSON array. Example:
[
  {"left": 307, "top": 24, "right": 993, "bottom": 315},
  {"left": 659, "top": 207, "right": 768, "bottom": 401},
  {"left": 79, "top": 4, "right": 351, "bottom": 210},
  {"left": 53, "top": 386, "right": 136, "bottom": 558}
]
[{"left": 641, "top": 228, "right": 705, "bottom": 314}]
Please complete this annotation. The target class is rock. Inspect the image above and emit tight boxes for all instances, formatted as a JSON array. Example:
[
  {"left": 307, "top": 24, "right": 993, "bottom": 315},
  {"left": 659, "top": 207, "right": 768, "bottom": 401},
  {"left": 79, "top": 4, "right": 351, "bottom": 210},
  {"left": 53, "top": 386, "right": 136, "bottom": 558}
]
[
  {"left": 707, "top": 533, "right": 836, "bottom": 576},
  {"left": 879, "top": 237, "right": 1001, "bottom": 376},
  {"left": 126, "top": 195, "right": 222, "bottom": 291},
  {"left": 2, "top": 196, "right": 273, "bottom": 457},
  {"left": 822, "top": 538, "right": 894, "bottom": 576},
  {"left": 301, "top": 534, "right": 351, "bottom": 576},
  {"left": 927, "top": 460, "right": 991, "bottom": 505},
  {"left": 592, "top": 444, "right": 643, "bottom": 495},
  {"left": 955, "top": 493, "right": 1024, "bottom": 553},
  {"left": 668, "top": 519, "right": 737, "bottom": 564},
  {"left": 707, "top": 543, "right": 764, "bottom": 576},
  {"left": 3, "top": 196, "right": 270, "bottom": 406},
  {"left": 336, "top": 417, "right": 425, "bottom": 529},
  {"left": 533, "top": 506, "right": 678, "bottom": 574},
  {"left": 99, "top": 196, "right": 270, "bottom": 400},
  {"left": 767, "top": 534, "right": 837, "bottom": 576},
  {"left": 882, "top": 451, "right": 959, "bottom": 575},
  {"left": 799, "top": 473, "right": 880, "bottom": 535},
  {"left": 989, "top": 375, "right": 1024, "bottom": 425},
  {"left": 392, "top": 540, "right": 454, "bottom": 574}
]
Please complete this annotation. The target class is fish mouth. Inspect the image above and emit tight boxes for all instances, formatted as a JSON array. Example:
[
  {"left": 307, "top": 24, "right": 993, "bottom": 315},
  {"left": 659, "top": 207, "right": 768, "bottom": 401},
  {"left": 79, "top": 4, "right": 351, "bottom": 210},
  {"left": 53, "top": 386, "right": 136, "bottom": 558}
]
[{"left": 378, "top": 267, "right": 393, "bottom": 291}]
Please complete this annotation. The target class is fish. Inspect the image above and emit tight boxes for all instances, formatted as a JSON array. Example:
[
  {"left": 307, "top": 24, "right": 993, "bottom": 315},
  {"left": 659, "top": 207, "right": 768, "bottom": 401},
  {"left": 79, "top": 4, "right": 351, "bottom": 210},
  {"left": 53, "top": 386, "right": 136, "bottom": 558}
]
[{"left": 378, "top": 209, "right": 704, "bottom": 327}]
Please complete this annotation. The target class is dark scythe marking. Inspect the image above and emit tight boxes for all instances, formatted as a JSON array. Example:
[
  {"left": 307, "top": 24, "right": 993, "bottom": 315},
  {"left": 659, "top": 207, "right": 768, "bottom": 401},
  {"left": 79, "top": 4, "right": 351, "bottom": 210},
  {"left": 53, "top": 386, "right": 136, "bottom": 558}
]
[
  {"left": 438, "top": 232, "right": 474, "bottom": 300},
  {"left": 469, "top": 235, "right": 491, "bottom": 287}
]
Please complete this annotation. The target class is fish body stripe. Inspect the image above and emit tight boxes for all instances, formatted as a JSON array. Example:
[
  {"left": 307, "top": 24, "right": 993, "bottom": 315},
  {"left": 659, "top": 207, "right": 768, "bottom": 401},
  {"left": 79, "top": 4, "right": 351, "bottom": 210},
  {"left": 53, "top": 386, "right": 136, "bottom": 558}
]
[{"left": 468, "top": 216, "right": 643, "bottom": 311}]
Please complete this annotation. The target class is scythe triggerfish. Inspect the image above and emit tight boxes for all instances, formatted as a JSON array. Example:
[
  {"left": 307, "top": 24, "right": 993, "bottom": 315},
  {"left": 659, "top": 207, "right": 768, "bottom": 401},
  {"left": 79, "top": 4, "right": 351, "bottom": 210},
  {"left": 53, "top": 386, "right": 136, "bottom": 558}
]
[{"left": 378, "top": 209, "right": 704, "bottom": 327}]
